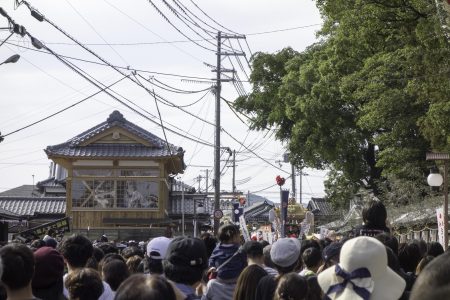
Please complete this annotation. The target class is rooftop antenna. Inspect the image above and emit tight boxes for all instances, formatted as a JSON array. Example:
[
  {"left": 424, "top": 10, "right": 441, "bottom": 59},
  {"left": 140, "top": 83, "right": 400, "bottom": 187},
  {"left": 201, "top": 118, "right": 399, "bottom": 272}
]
[{"left": 32, "top": 174, "right": 35, "bottom": 196}]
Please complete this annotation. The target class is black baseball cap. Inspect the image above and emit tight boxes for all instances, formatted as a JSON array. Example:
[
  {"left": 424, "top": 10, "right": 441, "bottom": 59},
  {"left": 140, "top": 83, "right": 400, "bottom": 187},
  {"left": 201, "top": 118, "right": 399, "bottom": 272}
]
[{"left": 165, "top": 237, "right": 207, "bottom": 268}]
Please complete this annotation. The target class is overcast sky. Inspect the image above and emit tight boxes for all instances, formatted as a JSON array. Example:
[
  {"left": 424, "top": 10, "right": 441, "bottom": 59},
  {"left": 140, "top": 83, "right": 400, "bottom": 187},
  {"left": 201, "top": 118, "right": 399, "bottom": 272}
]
[{"left": 0, "top": 0, "right": 326, "bottom": 204}]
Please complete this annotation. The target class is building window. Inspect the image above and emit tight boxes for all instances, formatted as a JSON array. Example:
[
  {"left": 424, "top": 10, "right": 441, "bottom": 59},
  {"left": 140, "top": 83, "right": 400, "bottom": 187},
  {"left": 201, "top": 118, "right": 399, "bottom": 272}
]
[{"left": 72, "top": 168, "right": 160, "bottom": 209}]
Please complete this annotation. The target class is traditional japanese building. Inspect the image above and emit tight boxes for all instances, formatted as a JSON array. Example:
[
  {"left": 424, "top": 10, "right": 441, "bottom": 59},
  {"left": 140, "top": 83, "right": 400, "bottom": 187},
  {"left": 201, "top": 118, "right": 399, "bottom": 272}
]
[{"left": 44, "top": 110, "right": 185, "bottom": 240}]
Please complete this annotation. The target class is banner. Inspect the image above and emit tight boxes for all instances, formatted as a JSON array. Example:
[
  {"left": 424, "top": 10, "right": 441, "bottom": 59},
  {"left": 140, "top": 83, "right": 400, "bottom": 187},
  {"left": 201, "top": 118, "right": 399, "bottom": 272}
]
[
  {"left": 13, "top": 217, "right": 70, "bottom": 240},
  {"left": 436, "top": 207, "right": 445, "bottom": 247},
  {"left": 280, "top": 189, "right": 289, "bottom": 237},
  {"left": 239, "top": 215, "right": 250, "bottom": 242}
]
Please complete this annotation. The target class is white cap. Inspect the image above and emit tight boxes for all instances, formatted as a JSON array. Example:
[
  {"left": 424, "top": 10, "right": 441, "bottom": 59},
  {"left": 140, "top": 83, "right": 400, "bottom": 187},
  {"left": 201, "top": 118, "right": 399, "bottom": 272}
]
[{"left": 146, "top": 237, "right": 171, "bottom": 259}]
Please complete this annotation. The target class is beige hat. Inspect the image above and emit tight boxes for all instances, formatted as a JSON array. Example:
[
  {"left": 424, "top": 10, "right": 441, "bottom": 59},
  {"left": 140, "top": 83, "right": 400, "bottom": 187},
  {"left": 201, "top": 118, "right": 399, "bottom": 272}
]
[{"left": 318, "top": 236, "right": 405, "bottom": 300}]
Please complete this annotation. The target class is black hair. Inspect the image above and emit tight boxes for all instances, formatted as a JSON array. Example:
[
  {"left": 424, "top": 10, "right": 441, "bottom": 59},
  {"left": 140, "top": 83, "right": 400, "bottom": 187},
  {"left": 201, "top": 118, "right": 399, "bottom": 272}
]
[
  {"left": 58, "top": 234, "right": 93, "bottom": 268},
  {"left": 427, "top": 241, "right": 444, "bottom": 257},
  {"left": 305, "top": 276, "right": 322, "bottom": 300},
  {"left": 30, "top": 239, "right": 47, "bottom": 251},
  {"left": 263, "top": 245, "right": 276, "bottom": 269},
  {"left": 200, "top": 232, "right": 218, "bottom": 258},
  {"left": 0, "top": 243, "right": 35, "bottom": 290},
  {"left": 95, "top": 242, "right": 118, "bottom": 255},
  {"left": 102, "top": 259, "right": 130, "bottom": 291},
  {"left": 147, "top": 257, "right": 164, "bottom": 274},
  {"left": 163, "top": 260, "right": 205, "bottom": 285},
  {"left": 218, "top": 224, "right": 240, "bottom": 243},
  {"left": 398, "top": 242, "right": 422, "bottom": 273},
  {"left": 300, "top": 239, "right": 321, "bottom": 255},
  {"left": 362, "top": 200, "right": 387, "bottom": 228},
  {"left": 302, "top": 247, "right": 322, "bottom": 269},
  {"left": 274, "top": 272, "right": 308, "bottom": 300},
  {"left": 260, "top": 240, "right": 270, "bottom": 249},
  {"left": 115, "top": 274, "right": 176, "bottom": 300},
  {"left": 65, "top": 268, "right": 104, "bottom": 300},
  {"left": 242, "top": 241, "right": 263, "bottom": 259},
  {"left": 410, "top": 252, "right": 450, "bottom": 300},
  {"left": 274, "top": 260, "right": 300, "bottom": 276},
  {"left": 122, "top": 246, "right": 144, "bottom": 259},
  {"left": 375, "top": 233, "right": 399, "bottom": 255}
]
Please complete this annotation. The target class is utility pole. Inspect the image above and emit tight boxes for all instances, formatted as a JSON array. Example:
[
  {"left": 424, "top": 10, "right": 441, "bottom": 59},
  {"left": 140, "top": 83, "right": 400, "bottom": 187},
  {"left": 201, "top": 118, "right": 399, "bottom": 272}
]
[
  {"left": 196, "top": 175, "right": 202, "bottom": 192},
  {"left": 202, "top": 169, "right": 209, "bottom": 193},
  {"left": 213, "top": 31, "right": 222, "bottom": 235},
  {"left": 291, "top": 164, "right": 296, "bottom": 200},
  {"left": 213, "top": 31, "right": 246, "bottom": 235},
  {"left": 299, "top": 168, "right": 303, "bottom": 205},
  {"left": 232, "top": 150, "right": 236, "bottom": 194}
]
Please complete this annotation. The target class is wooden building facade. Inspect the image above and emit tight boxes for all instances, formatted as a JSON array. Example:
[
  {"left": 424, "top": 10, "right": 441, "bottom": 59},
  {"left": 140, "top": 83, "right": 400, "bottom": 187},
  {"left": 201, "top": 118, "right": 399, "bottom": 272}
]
[{"left": 45, "top": 111, "right": 185, "bottom": 239}]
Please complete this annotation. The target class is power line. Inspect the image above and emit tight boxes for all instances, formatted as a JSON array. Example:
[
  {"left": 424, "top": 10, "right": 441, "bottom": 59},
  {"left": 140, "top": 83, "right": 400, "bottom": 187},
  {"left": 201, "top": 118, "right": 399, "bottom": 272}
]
[
  {"left": 64, "top": 0, "right": 129, "bottom": 65},
  {"left": 245, "top": 23, "right": 323, "bottom": 36},
  {"left": 102, "top": 0, "right": 210, "bottom": 64},
  {"left": 3, "top": 40, "right": 214, "bottom": 81},
  {"left": 146, "top": 0, "right": 216, "bottom": 52},
  {"left": 0, "top": 75, "right": 129, "bottom": 139}
]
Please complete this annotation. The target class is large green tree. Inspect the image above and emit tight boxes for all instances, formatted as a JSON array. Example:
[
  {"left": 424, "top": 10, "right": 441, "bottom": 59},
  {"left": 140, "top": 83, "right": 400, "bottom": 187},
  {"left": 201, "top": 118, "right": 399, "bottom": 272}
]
[{"left": 235, "top": 0, "right": 450, "bottom": 207}]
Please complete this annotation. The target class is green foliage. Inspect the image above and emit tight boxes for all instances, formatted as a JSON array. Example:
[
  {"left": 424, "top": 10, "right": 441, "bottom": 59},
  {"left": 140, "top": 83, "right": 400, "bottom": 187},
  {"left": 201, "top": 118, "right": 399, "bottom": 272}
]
[{"left": 234, "top": 0, "right": 450, "bottom": 207}]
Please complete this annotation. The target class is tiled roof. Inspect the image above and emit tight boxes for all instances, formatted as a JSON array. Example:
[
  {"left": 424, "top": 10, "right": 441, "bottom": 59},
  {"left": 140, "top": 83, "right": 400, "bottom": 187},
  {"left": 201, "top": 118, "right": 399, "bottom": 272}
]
[
  {"left": 0, "top": 185, "right": 37, "bottom": 197},
  {"left": 45, "top": 143, "right": 178, "bottom": 158},
  {"left": 45, "top": 110, "right": 183, "bottom": 159},
  {"left": 307, "top": 197, "right": 340, "bottom": 217},
  {"left": 0, "top": 197, "right": 66, "bottom": 217},
  {"left": 244, "top": 200, "right": 274, "bottom": 217}
]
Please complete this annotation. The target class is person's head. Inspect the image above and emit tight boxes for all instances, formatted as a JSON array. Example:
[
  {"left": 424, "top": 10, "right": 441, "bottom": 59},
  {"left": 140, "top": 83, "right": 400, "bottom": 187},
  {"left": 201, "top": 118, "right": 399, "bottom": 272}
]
[
  {"left": 233, "top": 264, "right": 268, "bottom": 300},
  {"left": 410, "top": 251, "right": 450, "bottom": 299},
  {"left": 32, "top": 246, "right": 65, "bottom": 298},
  {"left": 30, "top": 239, "right": 46, "bottom": 251},
  {"left": 200, "top": 232, "right": 217, "bottom": 258},
  {"left": 146, "top": 236, "right": 171, "bottom": 275},
  {"left": 322, "top": 242, "right": 342, "bottom": 268},
  {"left": 362, "top": 200, "right": 387, "bottom": 228},
  {"left": 274, "top": 272, "right": 308, "bottom": 300},
  {"left": 263, "top": 245, "right": 276, "bottom": 269},
  {"left": 302, "top": 247, "right": 322, "bottom": 272},
  {"left": 102, "top": 259, "right": 130, "bottom": 291},
  {"left": 114, "top": 274, "right": 176, "bottom": 300},
  {"left": 415, "top": 255, "right": 434, "bottom": 276},
  {"left": 126, "top": 255, "right": 143, "bottom": 274},
  {"left": 270, "top": 238, "right": 301, "bottom": 275},
  {"left": 260, "top": 240, "right": 270, "bottom": 249},
  {"left": 300, "top": 239, "right": 321, "bottom": 261},
  {"left": 95, "top": 242, "right": 118, "bottom": 255},
  {"left": 427, "top": 241, "right": 444, "bottom": 257},
  {"left": 163, "top": 236, "right": 207, "bottom": 286},
  {"left": 65, "top": 268, "right": 104, "bottom": 300},
  {"left": 374, "top": 232, "right": 399, "bottom": 255},
  {"left": 218, "top": 224, "right": 241, "bottom": 244},
  {"left": 44, "top": 237, "right": 58, "bottom": 249},
  {"left": 122, "top": 246, "right": 144, "bottom": 259},
  {"left": 305, "top": 276, "right": 322, "bottom": 300},
  {"left": 318, "top": 236, "right": 406, "bottom": 300},
  {"left": 58, "top": 234, "right": 94, "bottom": 269},
  {"left": 398, "top": 242, "right": 422, "bottom": 273},
  {"left": 0, "top": 243, "right": 34, "bottom": 291},
  {"left": 242, "top": 240, "right": 263, "bottom": 263}
]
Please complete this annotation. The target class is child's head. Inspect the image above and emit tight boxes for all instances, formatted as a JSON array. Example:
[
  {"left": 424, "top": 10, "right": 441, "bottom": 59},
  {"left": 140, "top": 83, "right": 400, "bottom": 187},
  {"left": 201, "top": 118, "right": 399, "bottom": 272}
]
[{"left": 218, "top": 224, "right": 240, "bottom": 244}]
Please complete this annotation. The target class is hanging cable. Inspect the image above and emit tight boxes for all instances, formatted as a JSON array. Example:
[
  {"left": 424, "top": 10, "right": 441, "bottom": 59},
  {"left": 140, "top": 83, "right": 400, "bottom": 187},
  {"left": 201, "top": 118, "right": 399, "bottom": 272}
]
[
  {"left": 0, "top": 75, "right": 129, "bottom": 139},
  {"left": 146, "top": 0, "right": 216, "bottom": 52}
]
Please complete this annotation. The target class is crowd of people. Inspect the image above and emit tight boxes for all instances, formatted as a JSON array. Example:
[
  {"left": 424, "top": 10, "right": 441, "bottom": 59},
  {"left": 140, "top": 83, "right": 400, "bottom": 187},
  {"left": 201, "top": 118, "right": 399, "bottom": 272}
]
[{"left": 0, "top": 200, "right": 449, "bottom": 300}]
